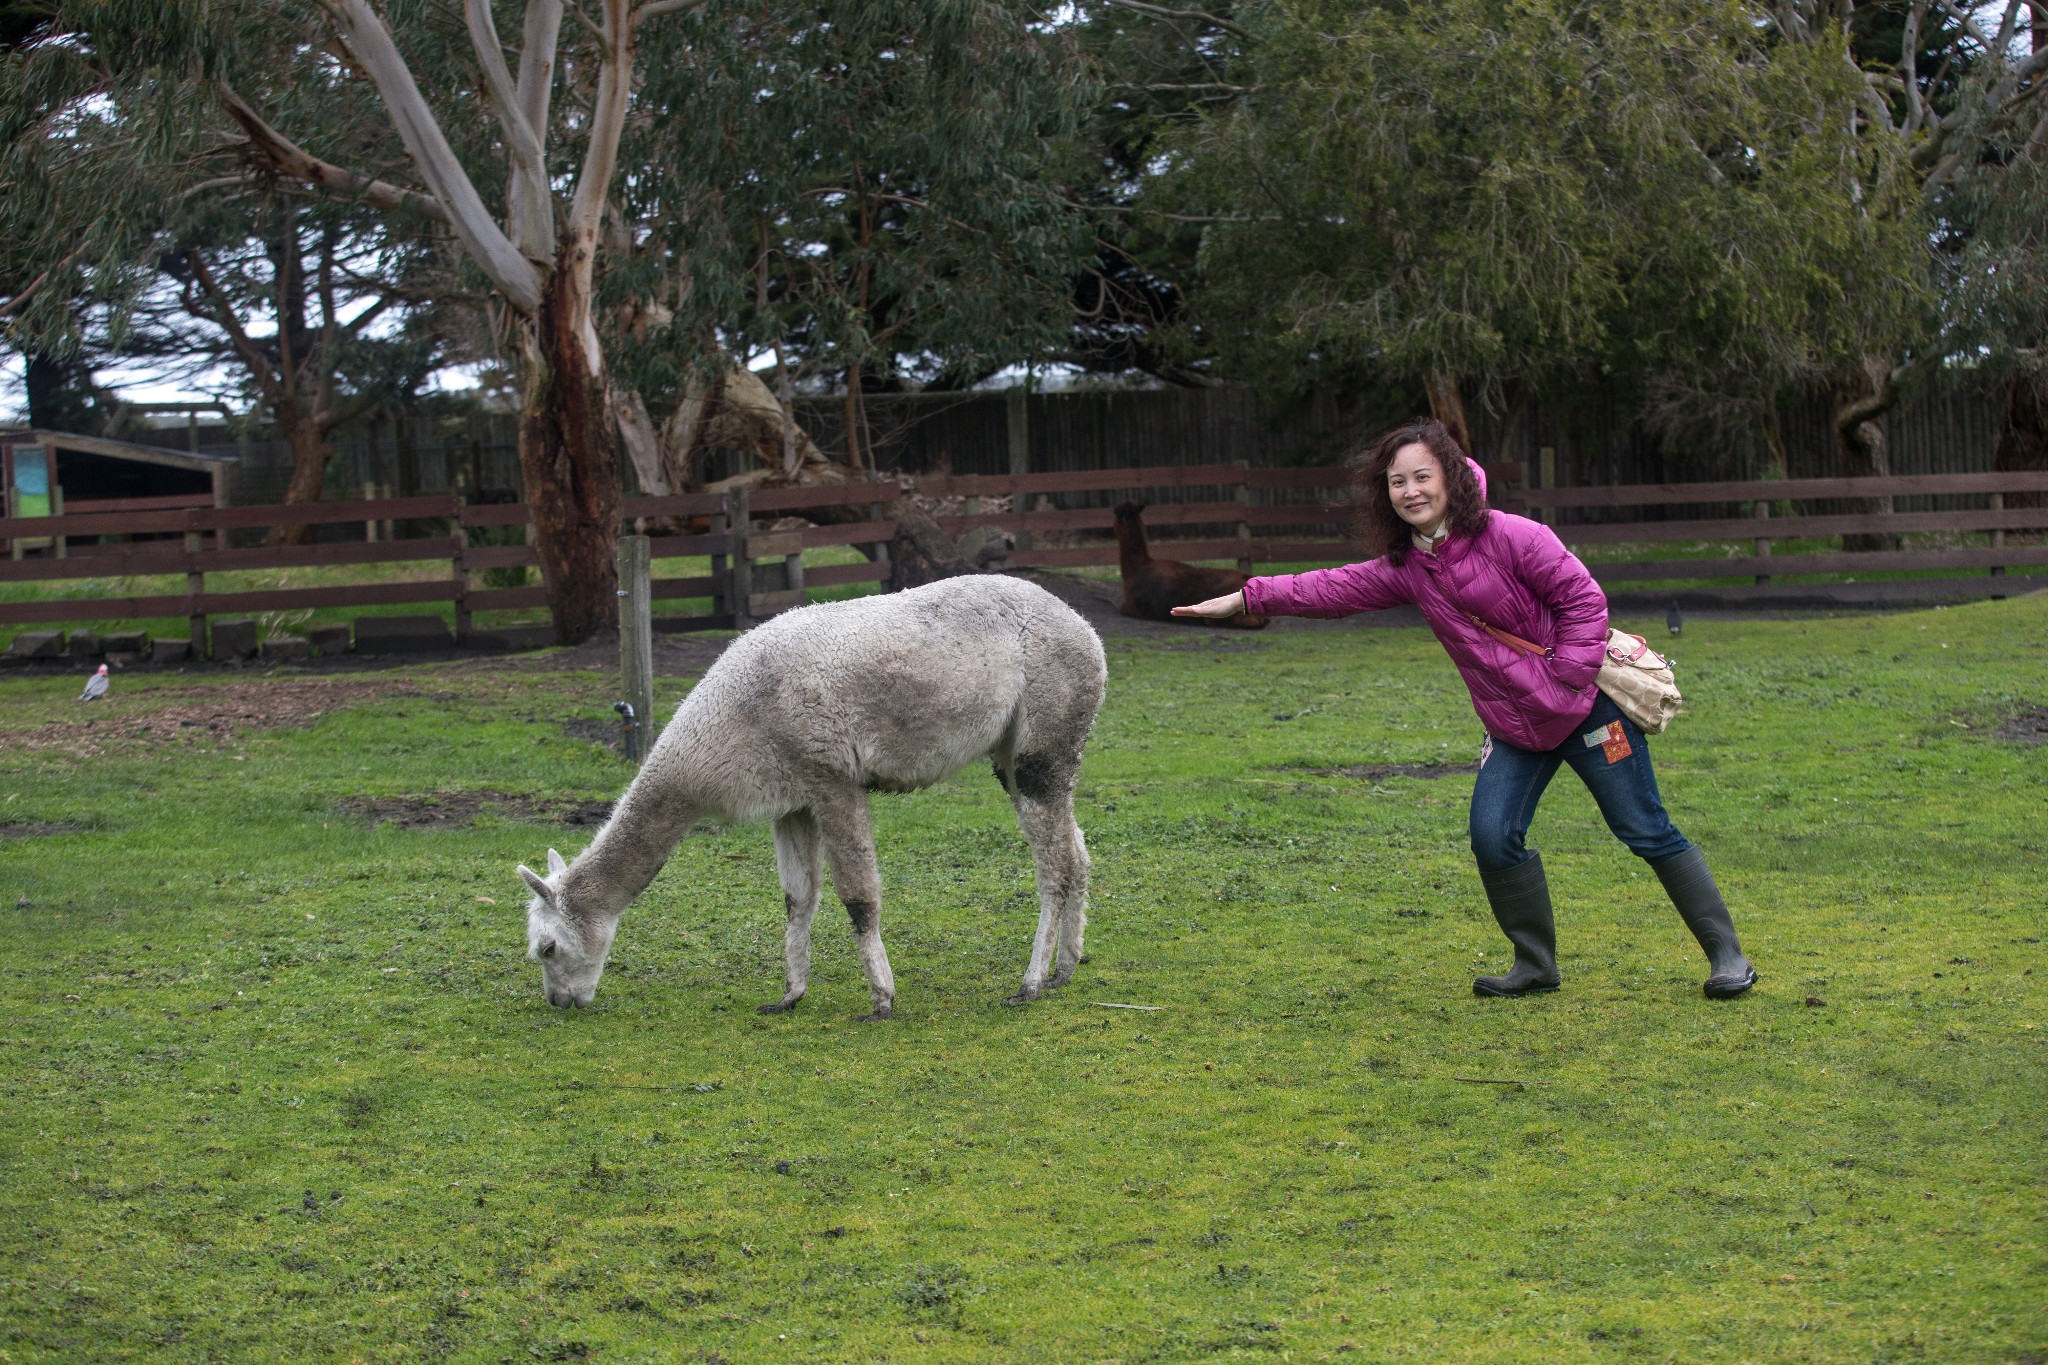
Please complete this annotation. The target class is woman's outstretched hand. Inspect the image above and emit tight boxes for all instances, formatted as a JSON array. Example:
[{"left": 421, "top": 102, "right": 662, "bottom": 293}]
[{"left": 1171, "top": 591, "right": 1246, "bottom": 619}]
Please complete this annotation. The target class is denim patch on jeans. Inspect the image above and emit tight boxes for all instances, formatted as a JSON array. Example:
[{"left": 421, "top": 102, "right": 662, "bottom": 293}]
[{"left": 1468, "top": 692, "right": 1692, "bottom": 873}]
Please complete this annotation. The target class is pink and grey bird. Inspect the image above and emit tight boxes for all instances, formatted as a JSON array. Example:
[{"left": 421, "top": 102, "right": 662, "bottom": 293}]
[{"left": 78, "top": 664, "right": 109, "bottom": 702}]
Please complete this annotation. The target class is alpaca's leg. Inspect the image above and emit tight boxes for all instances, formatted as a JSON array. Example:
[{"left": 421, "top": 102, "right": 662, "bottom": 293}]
[
  {"left": 1052, "top": 819, "right": 1091, "bottom": 986},
  {"left": 760, "top": 809, "right": 823, "bottom": 1014},
  {"left": 1008, "top": 772, "right": 1090, "bottom": 1001},
  {"left": 818, "top": 792, "right": 895, "bottom": 1021}
]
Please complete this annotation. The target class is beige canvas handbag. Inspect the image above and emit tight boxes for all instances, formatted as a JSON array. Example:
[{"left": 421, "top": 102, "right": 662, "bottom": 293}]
[
  {"left": 1464, "top": 613, "right": 1685, "bottom": 735},
  {"left": 1592, "top": 630, "right": 1683, "bottom": 734}
]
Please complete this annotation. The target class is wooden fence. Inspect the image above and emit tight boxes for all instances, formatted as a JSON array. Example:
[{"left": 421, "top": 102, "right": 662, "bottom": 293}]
[{"left": 4, "top": 464, "right": 2047, "bottom": 650}]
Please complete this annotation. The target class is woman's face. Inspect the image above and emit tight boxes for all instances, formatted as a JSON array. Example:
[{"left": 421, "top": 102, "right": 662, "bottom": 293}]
[{"left": 1386, "top": 442, "right": 1449, "bottom": 535}]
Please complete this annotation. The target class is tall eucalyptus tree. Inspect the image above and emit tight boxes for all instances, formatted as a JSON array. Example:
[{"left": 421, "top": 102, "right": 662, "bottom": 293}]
[{"left": 602, "top": 0, "right": 1096, "bottom": 488}]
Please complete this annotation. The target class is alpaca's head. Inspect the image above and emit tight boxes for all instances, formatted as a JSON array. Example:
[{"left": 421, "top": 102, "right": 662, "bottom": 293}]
[
  {"left": 1112, "top": 500, "right": 1146, "bottom": 525},
  {"left": 517, "top": 848, "right": 616, "bottom": 1008}
]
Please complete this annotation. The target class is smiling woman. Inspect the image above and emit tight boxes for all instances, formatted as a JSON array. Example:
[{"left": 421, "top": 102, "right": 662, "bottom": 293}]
[{"left": 1176, "top": 417, "right": 1757, "bottom": 1000}]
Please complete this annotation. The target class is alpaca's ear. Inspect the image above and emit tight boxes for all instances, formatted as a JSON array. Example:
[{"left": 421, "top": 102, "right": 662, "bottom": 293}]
[
  {"left": 517, "top": 864, "right": 555, "bottom": 903},
  {"left": 547, "top": 848, "right": 568, "bottom": 875}
]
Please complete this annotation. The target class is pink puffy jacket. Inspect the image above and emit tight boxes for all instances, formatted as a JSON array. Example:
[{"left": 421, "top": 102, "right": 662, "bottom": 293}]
[{"left": 1242, "top": 502, "right": 1610, "bottom": 751}]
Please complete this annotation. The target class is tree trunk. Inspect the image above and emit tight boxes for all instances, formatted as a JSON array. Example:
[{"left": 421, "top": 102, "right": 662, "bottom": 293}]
[
  {"left": 646, "top": 365, "right": 834, "bottom": 498},
  {"left": 1994, "top": 371, "right": 2048, "bottom": 510},
  {"left": 271, "top": 410, "right": 339, "bottom": 546},
  {"left": 518, "top": 266, "right": 622, "bottom": 646},
  {"left": 1831, "top": 358, "right": 1900, "bottom": 551},
  {"left": 1424, "top": 371, "right": 1473, "bottom": 458},
  {"left": 884, "top": 497, "right": 978, "bottom": 590},
  {"left": 612, "top": 383, "right": 670, "bottom": 497},
  {"left": 24, "top": 352, "right": 96, "bottom": 432}
]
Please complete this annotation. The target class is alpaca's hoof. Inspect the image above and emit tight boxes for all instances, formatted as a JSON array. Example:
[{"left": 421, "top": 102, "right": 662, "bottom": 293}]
[
  {"left": 757, "top": 998, "right": 800, "bottom": 1015},
  {"left": 855, "top": 1005, "right": 893, "bottom": 1023},
  {"left": 1003, "top": 988, "right": 1042, "bottom": 1006},
  {"left": 1047, "top": 967, "right": 1076, "bottom": 989}
]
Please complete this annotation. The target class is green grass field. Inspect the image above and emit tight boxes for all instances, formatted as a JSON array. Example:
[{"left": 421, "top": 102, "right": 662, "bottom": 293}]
[{"left": 0, "top": 590, "right": 2042, "bottom": 1362}]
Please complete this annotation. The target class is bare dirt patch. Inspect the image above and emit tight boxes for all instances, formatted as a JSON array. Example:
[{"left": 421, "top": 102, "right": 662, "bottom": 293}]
[
  {"left": 485, "top": 630, "right": 736, "bottom": 678},
  {"left": 0, "top": 821, "right": 86, "bottom": 839},
  {"left": 337, "top": 790, "right": 614, "bottom": 830},
  {"left": 4, "top": 678, "right": 437, "bottom": 758},
  {"left": 1994, "top": 705, "right": 2048, "bottom": 746},
  {"left": 1275, "top": 762, "right": 1478, "bottom": 781}
]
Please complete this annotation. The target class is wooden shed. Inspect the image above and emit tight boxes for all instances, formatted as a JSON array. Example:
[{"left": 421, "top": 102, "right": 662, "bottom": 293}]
[{"left": 1, "top": 428, "right": 235, "bottom": 556}]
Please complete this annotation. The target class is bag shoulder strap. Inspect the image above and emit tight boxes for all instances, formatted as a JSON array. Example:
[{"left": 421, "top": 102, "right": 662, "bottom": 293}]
[{"left": 1462, "top": 610, "right": 1554, "bottom": 660}]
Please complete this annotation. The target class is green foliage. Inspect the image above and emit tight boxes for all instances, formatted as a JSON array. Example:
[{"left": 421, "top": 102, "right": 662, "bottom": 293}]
[
  {"left": 611, "top": 0, "right": 1098, "bottom": 398},
  {"left": 1155, "top": 0, "right": 1930, "bottom": 404},
  {"left": 0, "top": 595, "right": 2042, "bottom": 1359},
  {"left": 0, "top": 2, "right": 459, "bottom": 418}
]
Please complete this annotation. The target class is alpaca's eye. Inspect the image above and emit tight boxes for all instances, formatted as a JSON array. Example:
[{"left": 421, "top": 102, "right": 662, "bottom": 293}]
[{"left": 540, "top": 940, "right": 558, "bottom": 959}]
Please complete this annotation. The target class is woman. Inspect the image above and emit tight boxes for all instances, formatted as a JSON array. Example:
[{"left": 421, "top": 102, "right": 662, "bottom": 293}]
[{"left": 1174, "top": 419, "right": 1756, "bottom": 999}]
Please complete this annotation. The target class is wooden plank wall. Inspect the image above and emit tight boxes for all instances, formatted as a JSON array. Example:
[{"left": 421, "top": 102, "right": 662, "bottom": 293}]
[{"left": 177, "top": 380, "right": 2010, "bottom": 512}]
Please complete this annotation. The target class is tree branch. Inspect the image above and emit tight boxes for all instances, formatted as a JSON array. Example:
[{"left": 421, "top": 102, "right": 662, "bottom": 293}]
[
  {"left": 183, "top": 249, "right": 285, "bottom": 409},
  {"left": 216, "top": 84, "right": 451, "bottom": 223},
  {"left": 561, "top": 0, "right": 604, "bottom": 41},
  {"left": 516, "top": 1, "right": 566, "bottom": 126},
  {"left": 567, "top": 0, "right": 631, "bottom": 258},
  {"left": 1097, "top": 0, "right": 1250, "bottom": 39},
  {"left": 1995, "top": 0, "right": 2026, "bottom": 54},
  {"left": 1903, "top": 0, "right": 1928, "bottom": 135},
  {"left": 329, "top": 0, "right": 545, "bottom": 312},
  {"left": 315, "top": 224, "right": 340, "bottom": 418},
  {"left": 464, "top": 0, "right": 553, "bottom": 259},
  {"left": 634, "top": 0, "right": 709, "bottom": 16},
  {"left": 0, "top": 248, "right": 83, "bottom": 320},
  {"left": 1932, "top": 0, "right": 1999, "bottom": 55},
  {"left": 340, "top": 294, "right": 398, "bottom": 338}
]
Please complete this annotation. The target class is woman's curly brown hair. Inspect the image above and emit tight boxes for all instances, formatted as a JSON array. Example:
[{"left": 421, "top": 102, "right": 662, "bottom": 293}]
[{"left": 1352, "top": 418, "right": 1490, "bottom": 566}]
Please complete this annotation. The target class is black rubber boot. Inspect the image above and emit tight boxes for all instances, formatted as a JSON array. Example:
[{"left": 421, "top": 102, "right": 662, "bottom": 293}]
[
  {"left": 1473, "top": 855, "right": 1560, "bottom": 997},
  {"left": 1649, "top": 846, "right": 1757, "bottom": 998}
]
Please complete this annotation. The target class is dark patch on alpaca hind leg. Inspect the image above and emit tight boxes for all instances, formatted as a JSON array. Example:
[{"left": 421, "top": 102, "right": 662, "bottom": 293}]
[
  {"left": 843, "top": 898, "right": 877, "bottom": 935},
  {"left": 1010, "top": 752, "right": 1065, "bottom": 803}
]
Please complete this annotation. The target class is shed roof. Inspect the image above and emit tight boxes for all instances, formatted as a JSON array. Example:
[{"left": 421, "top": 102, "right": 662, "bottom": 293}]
[{"left": 0, "top": 428, "right": 239, "bottom": 473}]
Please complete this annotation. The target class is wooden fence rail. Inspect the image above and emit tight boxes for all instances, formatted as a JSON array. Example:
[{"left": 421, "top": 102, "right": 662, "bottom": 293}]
[{"left": 4, "top": 466, "right": 2046, "bottom": 649}]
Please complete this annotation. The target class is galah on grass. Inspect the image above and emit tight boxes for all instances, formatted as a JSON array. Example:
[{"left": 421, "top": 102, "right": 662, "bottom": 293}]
[{"left": 79, "top": 664, "right": 109, "bottom": 702}]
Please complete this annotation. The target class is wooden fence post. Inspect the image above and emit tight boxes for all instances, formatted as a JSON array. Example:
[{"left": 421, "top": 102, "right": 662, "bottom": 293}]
[
  {"left": 784, "top": 541, "right": 806, "bottom": 605},
  {"left": 452, "top": 507, "right": 472, "bottom": 645},
  {"left": 1989, "top": 491, "right": 2006, "bottom": 580},
  {"left": 1007, "top": 388, "right": 1032, "bottom": 552},
  {"left": 709, "top": 495, "right": 730, "bottom": 623},
  {"left": 1753, "top": 500, "right": 1772, "bottom": 586},
  {"left": 618, "top": 534, "right": 654, "bottom": 762},
  {"left": 728, "top": 486, "right": 754, "bottom": 630},
  {"left": 1537, "top": 447, "right": 1556, "bottom": 526},
  {"left": 1234, "top": 459, "right": 1253, "bottom": 573},
  {"left": 867, "top": 467, "right": 889, "bottom": 569},
  {"left": 185, "top": 521, "right": 206, "bottom": 654}
]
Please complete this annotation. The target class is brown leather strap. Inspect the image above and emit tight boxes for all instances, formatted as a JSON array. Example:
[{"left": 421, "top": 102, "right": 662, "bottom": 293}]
[{"left": 1464, "top": 611, "right": 1554, "bottom": 659}]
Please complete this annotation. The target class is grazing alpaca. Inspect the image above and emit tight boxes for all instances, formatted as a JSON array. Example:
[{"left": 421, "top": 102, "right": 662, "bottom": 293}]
[
  {"left": 1112, "top": 501, "right": 1268, "bottom": 628},
  {"left": 517, "top": 575, "right": 1106, "bottom": 1019}
]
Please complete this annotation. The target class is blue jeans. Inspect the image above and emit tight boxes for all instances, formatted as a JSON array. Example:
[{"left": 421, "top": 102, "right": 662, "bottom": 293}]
[{"left": 1469, "top": 693, "right": 1692, "bottom": 874}]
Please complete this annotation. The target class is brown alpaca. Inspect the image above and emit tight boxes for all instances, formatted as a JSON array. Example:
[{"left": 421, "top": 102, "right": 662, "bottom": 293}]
[{"left": 1112, "top": 502, "right": 1268, "bottom": 628}]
